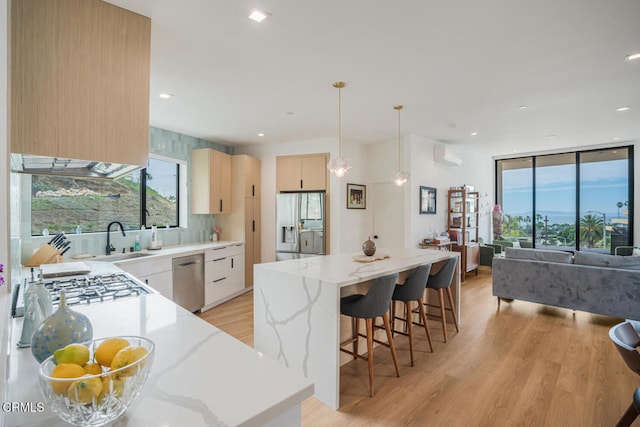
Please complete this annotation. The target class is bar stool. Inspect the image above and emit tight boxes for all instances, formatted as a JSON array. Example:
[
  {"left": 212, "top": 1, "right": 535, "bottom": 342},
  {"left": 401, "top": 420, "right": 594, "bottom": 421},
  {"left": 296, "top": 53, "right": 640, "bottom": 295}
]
[
  {"left": 423, "top": 257, "right": 458, "bottom": 343},
  {"left": 389, "top": 264, "right": 433, "bottom": 366},
  {"left": 340, "top": 273, "right": 400, "bottom": 397}
]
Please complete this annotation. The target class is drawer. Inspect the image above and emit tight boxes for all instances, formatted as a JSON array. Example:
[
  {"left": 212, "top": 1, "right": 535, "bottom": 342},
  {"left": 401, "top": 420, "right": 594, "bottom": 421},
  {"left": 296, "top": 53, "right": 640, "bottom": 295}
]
[
  {"left": 204, "top": 243, "right": 244, "bottom": 262},
  {"left": 204, "top": 277, "right": 242, "bottom": 306},
  {"left": 205, "top": 257, "right": 231, "bottom": 283},
  {"left": 117, "top": 257, "right": 172, "bottom": 278}
]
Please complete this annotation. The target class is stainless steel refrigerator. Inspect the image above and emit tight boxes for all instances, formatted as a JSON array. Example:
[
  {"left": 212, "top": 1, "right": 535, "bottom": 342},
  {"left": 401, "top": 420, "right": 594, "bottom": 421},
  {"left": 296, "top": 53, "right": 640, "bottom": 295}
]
[{"left": 276, "top": 192, "right": 326, "bottom": 261}]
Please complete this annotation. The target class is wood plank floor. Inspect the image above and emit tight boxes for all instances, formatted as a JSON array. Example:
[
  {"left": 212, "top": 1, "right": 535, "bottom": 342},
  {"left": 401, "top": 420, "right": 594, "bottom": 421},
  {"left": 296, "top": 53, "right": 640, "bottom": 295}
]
[{"left": 198, "top": 267, "right": 640, "bottom": 426}]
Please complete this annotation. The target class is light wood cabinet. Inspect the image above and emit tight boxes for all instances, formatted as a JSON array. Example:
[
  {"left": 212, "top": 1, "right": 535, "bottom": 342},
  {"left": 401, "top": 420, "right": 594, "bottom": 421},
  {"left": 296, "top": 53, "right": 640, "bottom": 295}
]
[
  {"left": 216, "top": 155, "right": 261, "bottom": 287},
  {"left": 10, "top": 0, "right": 150, "bottom": 167},
  {"left": 192, "top": 149, "right": 232, "bottom": 214},
  {"left": 276, "top": 154, "right": 328, "bottom": 192}
]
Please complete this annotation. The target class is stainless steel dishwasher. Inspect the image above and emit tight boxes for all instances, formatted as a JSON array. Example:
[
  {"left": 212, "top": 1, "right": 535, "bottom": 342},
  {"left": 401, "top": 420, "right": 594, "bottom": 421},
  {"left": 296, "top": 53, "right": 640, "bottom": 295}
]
[{"left": 172, "top": 253, "right": 204, "bottom": 312}]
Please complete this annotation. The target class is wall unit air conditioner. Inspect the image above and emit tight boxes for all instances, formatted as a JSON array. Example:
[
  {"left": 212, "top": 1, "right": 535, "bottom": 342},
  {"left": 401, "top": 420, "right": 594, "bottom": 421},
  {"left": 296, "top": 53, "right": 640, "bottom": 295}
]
[{"left": 434, "top": 143, "right": 462, "bottom": 167}]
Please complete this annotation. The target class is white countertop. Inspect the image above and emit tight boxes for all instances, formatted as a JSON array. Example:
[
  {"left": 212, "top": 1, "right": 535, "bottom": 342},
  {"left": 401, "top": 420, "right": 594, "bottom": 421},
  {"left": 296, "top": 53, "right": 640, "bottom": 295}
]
[
  {"left": 93, "top": 240, "right": 244, "bottom": 265},
  {"left": 255, "top": 247, "right": 458, "bottom": 287},
  {"left": 6, "top": 276, "right": 313, "bottom": 426}
]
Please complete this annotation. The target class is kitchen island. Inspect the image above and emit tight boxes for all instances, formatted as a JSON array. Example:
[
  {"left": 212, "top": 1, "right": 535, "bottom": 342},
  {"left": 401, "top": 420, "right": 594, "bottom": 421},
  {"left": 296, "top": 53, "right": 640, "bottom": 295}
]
[
  {"left": 253, "top": 248, "right": 460, "bottom": 409},
  {"left": 5, "top": 263, "right": 313, "bottom": 426}
]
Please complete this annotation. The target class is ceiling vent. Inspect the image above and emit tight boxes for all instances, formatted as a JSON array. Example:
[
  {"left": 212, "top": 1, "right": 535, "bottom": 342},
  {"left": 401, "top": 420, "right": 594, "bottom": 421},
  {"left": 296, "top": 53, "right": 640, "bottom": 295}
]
[{"left": 434, "top": 143, "right": 462, "bottom": 167}]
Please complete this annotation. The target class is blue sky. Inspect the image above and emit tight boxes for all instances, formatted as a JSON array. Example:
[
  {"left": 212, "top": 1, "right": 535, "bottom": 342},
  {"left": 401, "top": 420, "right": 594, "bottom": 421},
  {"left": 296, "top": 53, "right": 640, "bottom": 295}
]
[{"left": 502, "top": 159, "right": 629, "bottom": 223}]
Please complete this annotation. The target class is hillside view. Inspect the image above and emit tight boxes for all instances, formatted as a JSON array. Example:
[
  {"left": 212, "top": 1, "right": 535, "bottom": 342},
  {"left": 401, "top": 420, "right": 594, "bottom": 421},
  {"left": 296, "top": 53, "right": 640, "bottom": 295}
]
[{"left": 31, "top": 174, "right": 176, "bottom": 235}]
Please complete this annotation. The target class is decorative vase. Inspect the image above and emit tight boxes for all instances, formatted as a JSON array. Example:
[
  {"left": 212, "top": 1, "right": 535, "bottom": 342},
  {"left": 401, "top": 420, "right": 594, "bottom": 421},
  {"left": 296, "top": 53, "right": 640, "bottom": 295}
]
[
  {"left": 492, "top": 205, "right": 504, "bottom": 240},
  {"left": 362, "top": 237, "right": 376, "bottom": 256},
  {"left": 212, "top": 232, "right": 218, "bottom": 241},
  {"left": 31, "top": 291, "right": 93, "bottom": 363}
]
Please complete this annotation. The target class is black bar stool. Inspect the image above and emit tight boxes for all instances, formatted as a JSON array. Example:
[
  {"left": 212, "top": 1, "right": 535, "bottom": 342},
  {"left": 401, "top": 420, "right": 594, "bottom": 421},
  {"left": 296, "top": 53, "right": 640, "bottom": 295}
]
[
  {"left": 389, "top": 264, "right": 434, "bottom": 366},
  {"left": 340, "top": 273, "right": 400, "bottom": 397},
  {"left": 423, "top": 257, "right": 459, "bottom": 343}
]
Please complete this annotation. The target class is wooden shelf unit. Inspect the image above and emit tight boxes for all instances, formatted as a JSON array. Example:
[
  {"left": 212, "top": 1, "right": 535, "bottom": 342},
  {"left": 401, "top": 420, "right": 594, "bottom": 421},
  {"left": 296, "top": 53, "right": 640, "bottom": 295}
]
[{"left": 447, "top": 189, "right": 480, "bottom": 280}]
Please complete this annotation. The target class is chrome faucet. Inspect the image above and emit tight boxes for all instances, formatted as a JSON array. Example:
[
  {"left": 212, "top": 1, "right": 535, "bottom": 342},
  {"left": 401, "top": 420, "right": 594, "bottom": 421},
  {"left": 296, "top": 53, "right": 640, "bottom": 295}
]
[{"left": 106, "top": 221, "right": 126, "bottom": 255}]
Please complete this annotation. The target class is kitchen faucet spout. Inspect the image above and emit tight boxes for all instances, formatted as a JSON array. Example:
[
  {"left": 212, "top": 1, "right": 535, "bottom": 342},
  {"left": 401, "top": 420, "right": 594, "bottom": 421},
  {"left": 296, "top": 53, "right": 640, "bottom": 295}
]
[{"left": 106, "top": 221, "right": 127, "bottom": 255}]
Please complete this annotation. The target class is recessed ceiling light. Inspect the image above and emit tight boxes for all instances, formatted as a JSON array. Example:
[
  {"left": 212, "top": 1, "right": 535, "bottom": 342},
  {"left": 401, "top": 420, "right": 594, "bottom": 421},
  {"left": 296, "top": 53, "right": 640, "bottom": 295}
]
[
  {"left": 613, "top": 137, "right": 620, "bottom": 141},
  {"left": 159, "top": 93, "right": 173, "bottom": 99},
  {"left": 257, "top": 133, "right": 265, "bottom": 137},
  {"left": 616, "top": 106, "right": 631, "bottom": 112},
  {"left": 625, "top": 52, "right": 640, "bottom": 62},
  {"left": 249, "top": 10, "right": 267, "bottom": 23},
  {"left": 547, "top": 134, "right": 556, "bottom": 139},
  {"left": 286, "top": 111, "right": 295, "bottom": 116},
  {"left": 470, "top": 132, "right": 478, "bottom": 136},
  {"left": 518, "top": 105, "right": 528, "bottom": 110}
]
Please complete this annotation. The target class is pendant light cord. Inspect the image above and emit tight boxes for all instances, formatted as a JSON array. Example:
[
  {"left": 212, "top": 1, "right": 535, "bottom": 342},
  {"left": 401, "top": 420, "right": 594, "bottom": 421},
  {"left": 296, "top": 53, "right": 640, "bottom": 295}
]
[
  {"left": 394, "top": 105, "right": 403, "bottom": 170},
  {"left": 338, "top": 85, "right": 342, "bottom": 158}
]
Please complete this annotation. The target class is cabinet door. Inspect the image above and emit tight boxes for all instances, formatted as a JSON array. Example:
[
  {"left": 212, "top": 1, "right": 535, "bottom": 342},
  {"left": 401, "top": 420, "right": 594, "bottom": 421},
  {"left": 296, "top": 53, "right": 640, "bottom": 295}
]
[
  {"left": 242, "top": 155, "right": 261, "bottom": 198},
  {"left": 244, "top": 198, "right": 261, "bottom": 287},
  {"left": 210, "top": 150, "right": 232, "bottom": 214},
  {"left": 140, "top": 270, "right": 173, "bottom": 300},
  {"left": 276, "top": 156, "right": 302, "bottom": 192},
  {"left": 301, "top": 155, "right": 327, "bottom": 190},
  {"left": 230, "top": 254, "right": 245, "bottom": 293}
]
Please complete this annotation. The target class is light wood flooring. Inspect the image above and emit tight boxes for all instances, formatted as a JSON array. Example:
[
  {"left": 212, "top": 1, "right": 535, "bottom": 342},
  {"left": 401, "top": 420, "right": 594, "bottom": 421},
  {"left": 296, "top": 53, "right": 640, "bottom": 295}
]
[{"left": 198, "top": 267, "right": 640, "bottom": 426}]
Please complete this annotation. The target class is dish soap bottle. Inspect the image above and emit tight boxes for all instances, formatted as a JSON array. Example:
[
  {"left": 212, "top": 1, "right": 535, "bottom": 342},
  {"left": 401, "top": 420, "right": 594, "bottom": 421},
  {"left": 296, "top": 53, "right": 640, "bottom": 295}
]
[{"left": 134, "top": 235, "right": 141, "bottom": 252}]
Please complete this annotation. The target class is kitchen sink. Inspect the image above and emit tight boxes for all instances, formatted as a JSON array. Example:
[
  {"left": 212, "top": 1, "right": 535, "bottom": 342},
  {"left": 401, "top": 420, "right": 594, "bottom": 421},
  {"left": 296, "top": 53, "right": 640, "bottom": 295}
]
[{"left": 102, "top": 252, "right": 155, "bottom": 262}]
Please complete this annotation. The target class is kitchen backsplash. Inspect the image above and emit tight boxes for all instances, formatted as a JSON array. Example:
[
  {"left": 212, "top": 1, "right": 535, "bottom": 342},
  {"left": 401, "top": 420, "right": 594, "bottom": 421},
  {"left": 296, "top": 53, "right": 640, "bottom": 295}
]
[{"left": 11, "top": 127, "right": 231, "bottom": 264}]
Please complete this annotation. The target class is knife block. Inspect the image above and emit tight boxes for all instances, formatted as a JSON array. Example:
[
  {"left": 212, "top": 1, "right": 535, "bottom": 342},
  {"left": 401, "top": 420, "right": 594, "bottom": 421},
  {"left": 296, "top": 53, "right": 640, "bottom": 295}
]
[{"left": 24, "top": 244, "right": 61, "bottom": 267}]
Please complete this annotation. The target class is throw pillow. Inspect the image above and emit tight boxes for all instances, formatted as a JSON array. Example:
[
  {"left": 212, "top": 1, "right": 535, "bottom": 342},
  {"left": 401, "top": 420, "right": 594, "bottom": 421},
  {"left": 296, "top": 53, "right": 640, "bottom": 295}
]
[
  {"left": 504, "top": 247, "right": 573, "bottom": 264},
  {"left": 633, "top": 248, "right": 640, "bottom": 257},
  {"left": 574, "top": 251, "right": 640, "bottom": 270}
]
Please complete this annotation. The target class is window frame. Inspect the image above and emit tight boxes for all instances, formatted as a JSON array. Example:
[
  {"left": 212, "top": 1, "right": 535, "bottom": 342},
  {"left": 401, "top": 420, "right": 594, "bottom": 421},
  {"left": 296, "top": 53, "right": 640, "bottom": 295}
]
[{"left": 495, "top": 145, "right": 634, "bottom": 252}]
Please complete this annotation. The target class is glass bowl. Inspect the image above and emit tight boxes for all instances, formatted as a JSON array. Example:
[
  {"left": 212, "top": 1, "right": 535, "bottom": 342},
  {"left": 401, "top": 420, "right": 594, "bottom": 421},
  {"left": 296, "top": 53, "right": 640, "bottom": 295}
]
[{"left": 38, "top": 336, "right": 154, "bottom": 427}]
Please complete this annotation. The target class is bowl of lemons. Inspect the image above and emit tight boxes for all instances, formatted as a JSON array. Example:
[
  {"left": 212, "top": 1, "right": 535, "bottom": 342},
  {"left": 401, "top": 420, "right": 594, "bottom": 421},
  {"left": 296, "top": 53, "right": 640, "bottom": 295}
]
[{"left": 38, "top": 336, "right": 154, "bottom": 427}]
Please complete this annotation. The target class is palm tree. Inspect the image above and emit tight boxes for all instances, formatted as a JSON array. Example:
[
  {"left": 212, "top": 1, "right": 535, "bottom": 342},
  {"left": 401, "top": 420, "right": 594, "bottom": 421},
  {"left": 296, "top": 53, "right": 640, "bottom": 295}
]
[{"left": 579, "top": 214, "right": 603, "bottom": 248}]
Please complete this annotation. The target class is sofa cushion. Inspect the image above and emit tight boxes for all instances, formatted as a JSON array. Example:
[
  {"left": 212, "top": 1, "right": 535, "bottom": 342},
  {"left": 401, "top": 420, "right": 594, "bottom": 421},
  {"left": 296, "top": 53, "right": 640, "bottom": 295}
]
[
  {"left": 505, "top": 247, "right": 573, "bottom": 264},
  {"left": 574, "top": 251, "right": 640, "bottom": 270}
]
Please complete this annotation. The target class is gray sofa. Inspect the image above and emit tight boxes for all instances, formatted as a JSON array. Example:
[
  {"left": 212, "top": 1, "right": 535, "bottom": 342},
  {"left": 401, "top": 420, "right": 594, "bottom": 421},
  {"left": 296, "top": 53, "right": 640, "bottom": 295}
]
[{"left": 492, "top": 248, "right": 640, "bottom": 320}]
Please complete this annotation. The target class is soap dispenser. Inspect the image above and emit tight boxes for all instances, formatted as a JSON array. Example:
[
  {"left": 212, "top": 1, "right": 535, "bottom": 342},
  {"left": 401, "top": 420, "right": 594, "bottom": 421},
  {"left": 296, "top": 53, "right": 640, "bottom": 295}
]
[{"left": 134, "top": 235, "right": 141, "bottom": 252}]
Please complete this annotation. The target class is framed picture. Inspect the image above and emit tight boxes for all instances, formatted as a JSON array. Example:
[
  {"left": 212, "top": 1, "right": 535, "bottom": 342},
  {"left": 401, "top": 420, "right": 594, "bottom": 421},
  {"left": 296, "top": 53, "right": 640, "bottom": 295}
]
[
  {"left": 420, "top": 186, "right": 437, "bottom": 214},
  {"left": 347, "top": 183, "right": 366, "bottom": 209}
]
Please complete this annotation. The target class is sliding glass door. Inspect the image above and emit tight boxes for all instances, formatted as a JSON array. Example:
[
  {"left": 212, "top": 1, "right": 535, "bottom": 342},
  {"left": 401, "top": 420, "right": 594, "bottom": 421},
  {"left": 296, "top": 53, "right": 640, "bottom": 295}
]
[
  {"left": 578, "top": 148, "right": 631, "bottom": 252},
  {"left": 496, "top": 146, "right": 633, "bottom": 253}
]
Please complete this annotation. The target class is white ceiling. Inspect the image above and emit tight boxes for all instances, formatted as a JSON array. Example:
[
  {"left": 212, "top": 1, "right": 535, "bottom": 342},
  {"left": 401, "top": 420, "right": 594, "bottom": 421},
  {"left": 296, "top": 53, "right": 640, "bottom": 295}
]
[{"left": 106, "top": 0, "right": 640, "bottom": 157}]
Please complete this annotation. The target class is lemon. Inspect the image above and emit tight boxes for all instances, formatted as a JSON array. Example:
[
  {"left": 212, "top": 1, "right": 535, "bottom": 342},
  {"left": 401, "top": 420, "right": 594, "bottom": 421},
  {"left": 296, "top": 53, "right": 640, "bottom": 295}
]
[
  {"left": 67, "top": 375, "right": 103, "bottom": 404},
  {"left": 111, "top": 346, "right": 148, "bottom": 377},
  {"left": 49, "top": 363, "right": 86, "bottom": 395},
  {"left": 94, "top": 337, "right": 130, "bottom": 367},
  {"left": 99, "top": 374, "right": 125, "bottom": 402},
  {"left": 53, "top": 343, "right": 90, "bottom": 366},
  {"left": 82, "top": 363, "right": 103, "bottom": 375}
]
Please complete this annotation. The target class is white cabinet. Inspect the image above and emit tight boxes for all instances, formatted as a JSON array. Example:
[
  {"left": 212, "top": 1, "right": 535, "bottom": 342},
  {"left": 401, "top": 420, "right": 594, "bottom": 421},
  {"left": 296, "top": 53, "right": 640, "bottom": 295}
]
[
  {"left": 115, "top": 257, "right": 173, "bottom": 300},
  {"left": 202, "top": 243, "right": 245, "bottom": 311}
]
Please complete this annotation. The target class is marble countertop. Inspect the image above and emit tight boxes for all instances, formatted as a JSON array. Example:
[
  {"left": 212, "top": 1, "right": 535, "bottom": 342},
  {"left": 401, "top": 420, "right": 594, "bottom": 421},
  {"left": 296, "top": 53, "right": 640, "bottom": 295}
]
[
  {"left": 6, "top": 281, "right": 313, "bottom": 426},
  {"left": 255, "top": 248, "right": 458, "bottom": 288},
  {"left": 91, "top": 240, "right": 244, "bottom": 265}
]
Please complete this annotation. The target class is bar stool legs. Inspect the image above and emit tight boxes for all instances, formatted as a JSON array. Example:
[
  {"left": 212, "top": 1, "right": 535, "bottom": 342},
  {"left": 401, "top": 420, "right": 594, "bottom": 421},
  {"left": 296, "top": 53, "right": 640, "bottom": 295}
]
[
  {"left": 435, "top": 287, "right": 458, "bottom": 343},
  {"left": 391, "top": 298, "right": 433, "bottom": 366}
]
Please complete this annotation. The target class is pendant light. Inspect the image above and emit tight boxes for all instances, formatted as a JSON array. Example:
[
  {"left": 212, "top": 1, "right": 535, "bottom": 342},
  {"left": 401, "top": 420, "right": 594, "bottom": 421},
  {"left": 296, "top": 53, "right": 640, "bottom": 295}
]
[
  {"left": 391, "top": 105, "right": 409, "bottom": 186},
  {"left": 327, "top": 81, "right": 352, "bottom": 178}
]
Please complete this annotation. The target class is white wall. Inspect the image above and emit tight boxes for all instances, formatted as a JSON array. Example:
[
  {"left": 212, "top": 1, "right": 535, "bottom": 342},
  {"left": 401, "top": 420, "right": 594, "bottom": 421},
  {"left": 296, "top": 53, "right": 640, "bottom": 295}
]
[
  {"left": 237, "top": 137, "right": 370, "bottom": 262},
  {"left": 240, "top": 133, "right": 495, "bottom": 263},
  {"left": 1, "top": 0, "right": 10, "bottom": 402}
]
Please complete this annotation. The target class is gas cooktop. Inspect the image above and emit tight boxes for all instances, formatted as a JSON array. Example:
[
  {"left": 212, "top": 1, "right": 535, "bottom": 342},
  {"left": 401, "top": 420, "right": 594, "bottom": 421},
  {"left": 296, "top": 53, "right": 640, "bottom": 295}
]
[{"left": 13, "top": 272, "right": 154, "bottom": 317}]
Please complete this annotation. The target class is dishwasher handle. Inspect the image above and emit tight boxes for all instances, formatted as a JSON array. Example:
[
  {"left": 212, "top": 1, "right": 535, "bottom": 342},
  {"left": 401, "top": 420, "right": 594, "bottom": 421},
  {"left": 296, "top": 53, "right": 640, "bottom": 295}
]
[{"left": 176, "top": 259, "right": 201, "bottom": 267}]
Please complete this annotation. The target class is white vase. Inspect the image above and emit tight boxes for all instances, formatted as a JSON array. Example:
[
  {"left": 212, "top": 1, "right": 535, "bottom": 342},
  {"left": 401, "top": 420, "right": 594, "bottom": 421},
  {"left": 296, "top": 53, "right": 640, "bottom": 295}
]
[{"left": 212, "top": 232, "right": 218, "bottom": 241}]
